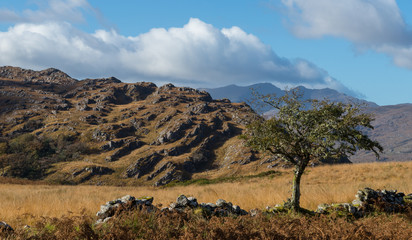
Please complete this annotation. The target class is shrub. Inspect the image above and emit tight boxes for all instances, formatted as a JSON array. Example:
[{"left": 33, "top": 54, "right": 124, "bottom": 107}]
[
  {"left": 1, "top": 133, "right": 97, "bottom": 179},
  {"left": 4, "top": 210, "right": 412, "bottom": 239}
]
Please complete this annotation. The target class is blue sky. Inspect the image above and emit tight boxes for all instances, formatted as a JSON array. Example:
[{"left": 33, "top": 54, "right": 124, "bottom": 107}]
[{"left": 1, "top": 0, "right": 412, "bottom": 105}]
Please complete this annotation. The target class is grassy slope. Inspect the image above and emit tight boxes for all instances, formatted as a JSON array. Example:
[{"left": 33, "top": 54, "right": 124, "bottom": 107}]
[{"left": 0, "top": 161, "right": 411, "bottom": 227}]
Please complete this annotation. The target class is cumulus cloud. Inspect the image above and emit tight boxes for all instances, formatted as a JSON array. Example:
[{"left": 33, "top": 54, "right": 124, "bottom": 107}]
[
  {"left": 281, "top": 0, "right": 412, "bottom": 69},
  {"left": 0, "top": 0, "right": 353, "bottom": 95}
]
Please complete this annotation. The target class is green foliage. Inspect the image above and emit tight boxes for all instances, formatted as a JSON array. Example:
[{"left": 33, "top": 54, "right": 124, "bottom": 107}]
[
  {"left": 0, "top": 133, "right": 96, "bottom": 179},
  {"left": 0, "top": 142, "right": 7, "bottom": 155},
  {"left": 44, "top": 223, "right": 56, "bottom": 233},
  {"left": 1, "top": 134, "right": 55, "bottom": 179},
  {"left": 8, "top": 133, "right": 55, "bottom": 159},
  {"left": 243, "top": 89, "right": 383, "bottom": 164},
  {"left": 242, "top": 89, "right": 383, "bottom": 211},
  {"left": 22, "top": 119, "right": 44, "bottom": 132},
  {"left": 4, "top": 153, "right": 44, "bottom": 179},
  {"left": 3, "top": 210, "right": 412, "bottom": 239}
]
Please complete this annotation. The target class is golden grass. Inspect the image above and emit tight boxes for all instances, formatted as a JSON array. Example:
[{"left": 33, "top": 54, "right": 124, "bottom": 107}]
[{"left": 1, "top": 161, "right": 411, "bottom": 227}]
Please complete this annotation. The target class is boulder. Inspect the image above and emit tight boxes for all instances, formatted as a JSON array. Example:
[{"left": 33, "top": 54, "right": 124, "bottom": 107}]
[
  {"left": 0, "top": 221, "right": 13, "bottom": 233},
  {"left": 315, "top": 203, "right": 360, "bottom": 217},
  {"left": 96, "top": 195, "right": 156, "bottom": 224},
  {"left": 353, "top": 188, "right": 406, "bottom": 213},
  {"left": 165, "top": 195, "right": 248, "bottom": 217},
  {"left": 176, "top": 195, "right": 189, "bottom": 207},
  {"left": 314, "top": 187, "right": 409, "bottom": 217}
]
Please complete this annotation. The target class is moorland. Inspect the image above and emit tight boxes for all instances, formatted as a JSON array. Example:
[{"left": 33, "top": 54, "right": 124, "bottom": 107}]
[{"left": 0, "top": 67, "right": 411, "bottom": 239}]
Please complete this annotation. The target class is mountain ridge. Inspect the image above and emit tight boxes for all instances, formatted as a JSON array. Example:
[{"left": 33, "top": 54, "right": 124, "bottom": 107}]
[{"left": 202, "top": 83, "right": 378, "bottom": 108}]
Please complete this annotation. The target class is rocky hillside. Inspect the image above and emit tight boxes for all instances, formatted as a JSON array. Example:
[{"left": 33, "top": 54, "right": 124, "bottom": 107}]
[
  {"left": 350, "top": 104, "right": 412, "bottom": 163},
  {"left": 0, "top": 66, "right": 265, "bottom": 185},
  {"left": 2, "top": 66, "right": 407, "bottom": 186}
]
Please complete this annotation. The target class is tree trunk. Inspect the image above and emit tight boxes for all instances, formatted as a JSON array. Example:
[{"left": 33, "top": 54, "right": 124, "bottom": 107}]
[{"left": 291, "top": 166, "right": 304, "bottom": 212}]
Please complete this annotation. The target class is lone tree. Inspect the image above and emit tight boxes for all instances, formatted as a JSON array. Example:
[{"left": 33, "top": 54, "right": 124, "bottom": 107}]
[{"left": 242, "top": 89, "right": 383, "bottom": 212}]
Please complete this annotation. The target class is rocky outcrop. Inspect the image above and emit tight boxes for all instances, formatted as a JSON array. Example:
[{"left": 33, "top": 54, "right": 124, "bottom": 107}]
[
  {"left": 0, "top": 66, "right": 77, "bottom": 85},
  {"left": 123, "top": 152, "right": 164, "bottom": 178},
  {"left": 222, "top": 141, "right": 256, "bottom": 166},
  {"left": 105, "top": 141, "right": 143, "bottom": 162},
  {"left": 72, "top": 166, "right": 114, "bottom": 182},
  {"left": 154, "top": 169, "right": 183, "bottom": 186},
  {"left": 92, "top": 125, "right": 137, "bottom": 142},
  {"left": 156, "top": 118, "right": 193, "bottom": 144},
  {"left": 146, "top": 161, "right": 175, "bottom": 181},
  {"left": 100, "top": 139, "right": 128, "bottom": 151}
]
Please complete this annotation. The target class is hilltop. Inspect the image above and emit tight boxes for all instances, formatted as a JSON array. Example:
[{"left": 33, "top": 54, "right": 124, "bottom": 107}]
[{"left": 0, "top": 66, "right": 263, "bottom": 185}]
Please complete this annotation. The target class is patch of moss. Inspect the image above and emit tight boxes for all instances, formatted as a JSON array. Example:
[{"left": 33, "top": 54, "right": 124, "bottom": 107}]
[
  {"left": 193, "top": 207, "right": 208, "bottom": 217},
  {"left": 403, "top": 195, "right": 412, "bottom": 203},
  {"left": 137, "top": 196, "right": 154, "bottom": 202}
]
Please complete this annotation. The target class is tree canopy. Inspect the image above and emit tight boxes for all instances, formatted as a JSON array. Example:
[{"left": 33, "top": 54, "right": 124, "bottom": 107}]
[{"left": 242, "top": 89, "right": 383, "bottom": 211}]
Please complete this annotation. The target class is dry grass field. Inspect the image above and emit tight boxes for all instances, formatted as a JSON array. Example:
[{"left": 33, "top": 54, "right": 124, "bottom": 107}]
[{"left": 1, "top": 161, "right": 411, "bottom": 228}]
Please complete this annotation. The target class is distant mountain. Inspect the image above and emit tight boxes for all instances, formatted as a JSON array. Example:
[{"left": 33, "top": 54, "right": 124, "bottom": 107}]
[
  {"left": 203, "top": 83, "right": 412, "bottom": 163},
  {"left": 203, "top": 83, "right": 378, "bottom": 112},
  {"left": 350, "top": 103, "right": 412, "bottom": 163},
  {"left": 201, "top": 83, "right": 284, "bottom": 103}
]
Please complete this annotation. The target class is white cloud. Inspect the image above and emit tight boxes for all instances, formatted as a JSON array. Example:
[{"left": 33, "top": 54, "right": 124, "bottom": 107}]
[
  {"left": 0, "top": 9, "right": 21, "bottom": 22},
  {"left": 282, "top": 0, "right": 412, "bottom": 69},
  {"left": 0, "top": 0, "right": 91, "bottom": 24},
  {"left": 0, "top": 1, "right": 353, "bottom": 95}
]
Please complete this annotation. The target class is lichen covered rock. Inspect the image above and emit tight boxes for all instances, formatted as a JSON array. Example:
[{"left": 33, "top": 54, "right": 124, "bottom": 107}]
[
  {"left": 315, "top": 187, "right": 409, "bottom": 217},
  {"left": 164, "top": 195, "right": 248, "bottom": 217},
  {"left": 96, "top": 195, "right": 156, "bottom": 224}
]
